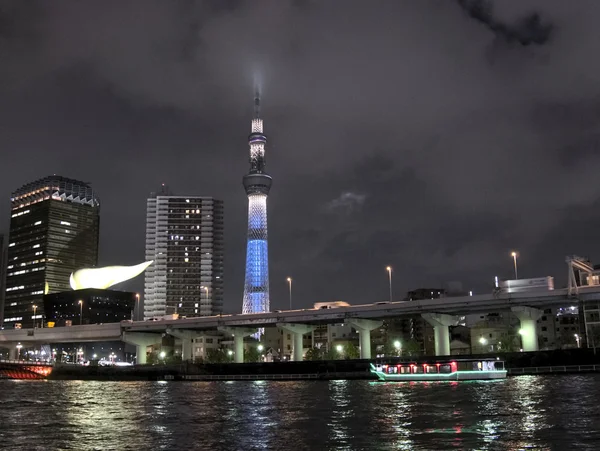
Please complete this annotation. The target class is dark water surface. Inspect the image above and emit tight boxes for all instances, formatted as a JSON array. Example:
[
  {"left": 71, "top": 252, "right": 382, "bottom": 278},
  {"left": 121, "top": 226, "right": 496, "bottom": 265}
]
[{"left": 0, "top": 375, "right": 599, "bottom": 450}]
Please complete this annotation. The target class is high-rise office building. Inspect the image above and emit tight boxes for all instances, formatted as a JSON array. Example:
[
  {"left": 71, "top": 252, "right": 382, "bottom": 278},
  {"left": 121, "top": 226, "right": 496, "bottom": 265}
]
[
  {"left": 3, "top": 176, "right": 100, "bottom": 328},
  {"left": 242, "top": 94, "right": 272, "bottom": 316},
  {"left": 144, "top": 186, "right": 224, "bottom": 319},
  {"left": 0, "top": 234, "right": 7, "bottom": 325}
]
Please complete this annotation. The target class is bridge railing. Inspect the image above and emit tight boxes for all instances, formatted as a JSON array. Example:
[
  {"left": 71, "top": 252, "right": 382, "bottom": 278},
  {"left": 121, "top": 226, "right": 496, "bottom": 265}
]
[
  {"left": 508, "top": 364, "right": 600, "bottom": 375},
  {"left": 0, "top": 359, "right": 53, "bottom": 366}
]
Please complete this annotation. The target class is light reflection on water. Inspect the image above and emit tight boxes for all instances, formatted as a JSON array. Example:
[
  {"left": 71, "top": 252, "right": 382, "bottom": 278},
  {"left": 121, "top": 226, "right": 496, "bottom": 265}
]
[{"left": 1, "top": 376, "right": 600, "bottom": 450}]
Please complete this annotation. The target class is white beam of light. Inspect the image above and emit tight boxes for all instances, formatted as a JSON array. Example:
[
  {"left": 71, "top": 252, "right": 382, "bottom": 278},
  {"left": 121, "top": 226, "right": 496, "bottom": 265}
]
[{"left": 70, "top": 261, "right": 153, "bottom": 290}]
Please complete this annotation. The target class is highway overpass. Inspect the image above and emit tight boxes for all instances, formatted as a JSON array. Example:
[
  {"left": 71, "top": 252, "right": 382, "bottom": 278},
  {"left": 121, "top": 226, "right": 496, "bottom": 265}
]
[{"left": 1, "top": 285, "right": 599, "bottom": 362}]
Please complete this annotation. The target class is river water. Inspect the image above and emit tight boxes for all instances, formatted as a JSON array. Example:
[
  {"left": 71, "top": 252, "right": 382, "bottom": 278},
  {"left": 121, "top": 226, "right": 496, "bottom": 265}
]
[{"left": 0, "top": 375, "right": 599, "bottom": 450}]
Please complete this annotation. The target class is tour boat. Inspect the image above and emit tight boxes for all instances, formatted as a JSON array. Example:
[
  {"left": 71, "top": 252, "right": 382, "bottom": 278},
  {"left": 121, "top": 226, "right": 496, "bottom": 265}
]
[{"left": 370, "top": 358, "right": 507, "bottom": 381}]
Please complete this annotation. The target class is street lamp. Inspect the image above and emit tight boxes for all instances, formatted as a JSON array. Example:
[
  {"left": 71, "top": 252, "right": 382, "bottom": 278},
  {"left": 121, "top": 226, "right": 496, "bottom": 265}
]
[
  {"left": 135, "top": 293, "right": 140, "bottom": 321},
  {"left": 511, "top": 251, "right": 518, "bottom": 279},
  {"left": 257, "top": 344, "right": 264, "bottom": 352},
  {"left": 393, "top": 340, "right": 402, "bottom": 356},
  {"left": 78, "top": 300, "right": 83, "bottom": 325},
  {"left": 386, "top": 266, "right": 393, "bottom": 302},
  {"left": 479, "top": 336, "right": 488, "bottom": 345},
  {"left": 33, "top": 304, "right": 37, "bottom": 328},
  {"left": 200, "top": 286, "right": 209, "bottom": 305},
  {"left": 336, "top": 344, "right": 343, "bottom": 353},
  {"left": 286, "top": 277, "right": 292, "bottom": 310}
]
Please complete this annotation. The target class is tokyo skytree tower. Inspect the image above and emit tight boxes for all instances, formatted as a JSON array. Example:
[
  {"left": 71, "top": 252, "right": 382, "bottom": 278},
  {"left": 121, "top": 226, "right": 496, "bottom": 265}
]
[{"left": 242, "top": 93, "right": 272, "bottom": 316}]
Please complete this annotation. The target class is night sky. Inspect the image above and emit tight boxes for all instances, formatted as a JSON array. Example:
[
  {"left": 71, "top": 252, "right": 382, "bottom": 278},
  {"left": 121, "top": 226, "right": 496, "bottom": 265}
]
[{"left": 2, "top": 1, "right": 600, "bottom": 312}]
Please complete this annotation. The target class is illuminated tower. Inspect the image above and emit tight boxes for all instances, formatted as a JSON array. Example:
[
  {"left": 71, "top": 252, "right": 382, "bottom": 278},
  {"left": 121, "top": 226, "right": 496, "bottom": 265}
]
[{"left": 242, "top": 93, "right": 272, "bottom": 316}]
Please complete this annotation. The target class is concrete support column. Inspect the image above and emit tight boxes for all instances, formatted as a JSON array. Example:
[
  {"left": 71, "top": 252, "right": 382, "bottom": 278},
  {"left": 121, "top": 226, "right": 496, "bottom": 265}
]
[
  {"left": 348, "top": 319, "right": 383, "bottom": 359},
  {"left": 278, "top": 323, "right": 316, "bottom": 361},
  {"left": 166, "top": 328, "right": 204, "bottom": 362},
  {"left": 512, "top": 306, "right": 542, "bottom": 352},
  {"left": 122, "top": 332, "right": 161, "bottom": 365},
  {"left": 422, "top": 313, "right": 459, "bottom": 356},
  {"left": 219, "top": 327, "right": 258, "bottom": 363},
  {"left": 234, "top": 334, "right": 244, "bottom": 364},
  {"left": 8, "top": 346, "right": 17, "bottom": 360}
]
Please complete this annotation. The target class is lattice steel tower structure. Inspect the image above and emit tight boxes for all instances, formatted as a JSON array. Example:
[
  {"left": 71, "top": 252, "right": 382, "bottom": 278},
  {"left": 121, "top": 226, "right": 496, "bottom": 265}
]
[{"left": 242, "top": 93, "right": 272, "bottom": 316}]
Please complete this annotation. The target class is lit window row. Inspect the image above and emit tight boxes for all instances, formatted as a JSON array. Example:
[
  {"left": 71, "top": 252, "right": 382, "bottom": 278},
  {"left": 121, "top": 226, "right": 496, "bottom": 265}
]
[
  {"left": 8, "top": 269, "right": 29, "bottom": 276},
  {"left": 12, "top": 186, "right": 51, "bottom": 201},
  {"left": 11, "top": 209, "right": 31, "bottom": 218},
  {"left": 4, "top": 317, "right": 23, "bottom": 322}
]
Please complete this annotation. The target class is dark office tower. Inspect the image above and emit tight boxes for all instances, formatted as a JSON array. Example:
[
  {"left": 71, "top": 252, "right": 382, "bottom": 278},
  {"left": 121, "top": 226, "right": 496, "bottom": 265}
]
[
  {"left": 0, "top": 234, "right": 7, "bottom": 325},
  {"left": 144, "top": 186, "right": 224, "bottom": 319},
  {"left": 3, "top": 176, "right": 100, "bottom": 328}
]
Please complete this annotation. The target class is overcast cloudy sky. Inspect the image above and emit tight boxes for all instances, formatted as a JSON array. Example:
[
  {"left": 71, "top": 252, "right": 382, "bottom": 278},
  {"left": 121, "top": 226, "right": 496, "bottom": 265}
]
[{"left": 2, "top": 0, "right": 600, "bottom": 311}]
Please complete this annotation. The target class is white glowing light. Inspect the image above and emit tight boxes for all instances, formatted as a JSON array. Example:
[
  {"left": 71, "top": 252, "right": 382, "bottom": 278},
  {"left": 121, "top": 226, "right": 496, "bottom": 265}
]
[
  {"left": 250, "top": 143, "right": 264, "bottom": 159},
  {"left": 70, "top": 261, "right": 153, "bottom": 290},
  {"left": 252, "top": 119, "right": 263, "bottom": 133}
]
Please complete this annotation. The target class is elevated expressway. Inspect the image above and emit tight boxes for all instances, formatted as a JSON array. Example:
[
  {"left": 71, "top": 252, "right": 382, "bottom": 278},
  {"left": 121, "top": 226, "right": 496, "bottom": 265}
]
[{"left": 2, "top": 286, "right": 599, "bottom": 362}]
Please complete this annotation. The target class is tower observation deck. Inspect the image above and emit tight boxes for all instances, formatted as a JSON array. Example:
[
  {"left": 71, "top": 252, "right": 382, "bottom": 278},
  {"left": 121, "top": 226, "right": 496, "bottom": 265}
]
[{"left": 242, "top": 94, "right": 272, "bottom": 318}]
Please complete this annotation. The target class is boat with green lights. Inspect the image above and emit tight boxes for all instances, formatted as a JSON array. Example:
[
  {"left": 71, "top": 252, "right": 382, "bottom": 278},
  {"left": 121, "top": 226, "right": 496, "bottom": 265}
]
[{"left": 370, "top": 358, "right": 507, "bottom": 381}]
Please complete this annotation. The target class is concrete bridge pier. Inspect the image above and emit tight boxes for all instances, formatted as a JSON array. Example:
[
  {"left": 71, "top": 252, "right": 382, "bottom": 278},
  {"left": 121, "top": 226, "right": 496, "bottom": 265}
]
[
  {"left": 220, "top": 327, "right": 258, "bottom": 363},
  {"left": 348, "top": 319, "right": 383, "bottom": 359},
  {"left": 278, "top": 323, "right": 316, "bottom": 361},
  {"left": 512, "top": 306, "right": 542, "bottom": 352},
  {"left": 8, "top": 345, "right": 18, "bottom": 360},
  {"left": 422, "top": 313, "right": 460, "bottom": 356},
  {"left": 166, "top": 328, "right": 203, "bottom": 362},
  {"left": 122, "top": 332, "right": 161, "bottom": 364}
]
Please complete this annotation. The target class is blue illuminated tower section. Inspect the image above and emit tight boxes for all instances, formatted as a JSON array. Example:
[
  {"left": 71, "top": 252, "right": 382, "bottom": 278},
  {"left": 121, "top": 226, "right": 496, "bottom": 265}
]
[{"left": 242, "top": 93, "right": 272, "bottom": 316}]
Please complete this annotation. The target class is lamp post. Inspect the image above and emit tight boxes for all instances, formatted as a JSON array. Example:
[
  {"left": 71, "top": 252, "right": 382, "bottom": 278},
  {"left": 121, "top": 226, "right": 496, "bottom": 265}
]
[
  {"left": 33, "top": 304, "right": 37, "bottom": 329},
  {"left": 286, "top": 277, "right": 292, "bottom": 310},
  {"left": 386, "top": 266, "right": 393, "bottom": 302},
  {"left": 393, "top": 340, "right": 402, "bottom": 356},
  {"left": 200, "top": 286, "right": 209, "bottom": 307},
  {"left": 78, "top": 300, "right": 83, "bottom": 325},
  {"left": 135, "top": 293, "right": 140, "bottom": 321},
  {"left": 511, "top": 251, "right": 518, "bottom": 279}
]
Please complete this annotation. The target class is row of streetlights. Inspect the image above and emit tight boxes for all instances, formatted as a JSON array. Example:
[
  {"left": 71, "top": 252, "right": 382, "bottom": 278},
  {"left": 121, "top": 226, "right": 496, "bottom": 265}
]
[
  {"left": 382, "top": 252, "right": 521, "bottom": 302},
  {"left": 117, "top": 251, "right": 520, "bottom": 317},
  {"left": 283, "top": 267, "right": 395, "bottom": 308}
]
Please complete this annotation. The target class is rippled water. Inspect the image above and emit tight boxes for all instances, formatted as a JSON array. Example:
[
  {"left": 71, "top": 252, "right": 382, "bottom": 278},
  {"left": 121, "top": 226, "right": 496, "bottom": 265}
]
[{"left": 1, "top": 375, "right": 599, "bottom": 450}]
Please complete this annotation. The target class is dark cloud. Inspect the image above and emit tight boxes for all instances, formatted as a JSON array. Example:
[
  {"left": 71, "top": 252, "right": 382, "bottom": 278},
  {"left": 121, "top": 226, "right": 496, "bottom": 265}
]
[
  {"left": 2, "top": 0, "right": 600, "bottom": 310},
  {"left": 457, "top": 0, "right": 553, "bottom": 46}
]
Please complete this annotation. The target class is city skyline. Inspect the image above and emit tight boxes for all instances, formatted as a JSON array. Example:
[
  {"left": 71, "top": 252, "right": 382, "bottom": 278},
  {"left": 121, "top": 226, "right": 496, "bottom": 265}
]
[{"left": 2, "top": 2, "right": 600, "bottom": 311}]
